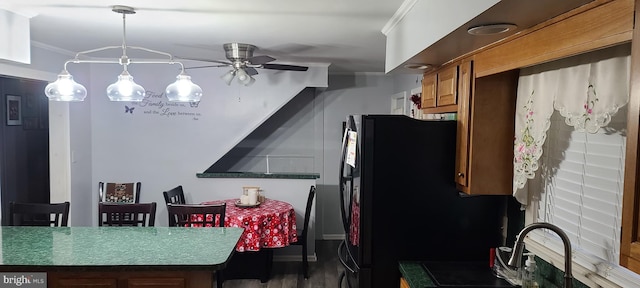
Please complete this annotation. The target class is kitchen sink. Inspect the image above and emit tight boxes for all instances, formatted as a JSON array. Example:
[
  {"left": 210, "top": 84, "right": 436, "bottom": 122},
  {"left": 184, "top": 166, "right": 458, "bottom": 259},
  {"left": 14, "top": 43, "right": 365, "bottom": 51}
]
[{"left": 421, "top": 261, "right": 516, "bottom": 287}]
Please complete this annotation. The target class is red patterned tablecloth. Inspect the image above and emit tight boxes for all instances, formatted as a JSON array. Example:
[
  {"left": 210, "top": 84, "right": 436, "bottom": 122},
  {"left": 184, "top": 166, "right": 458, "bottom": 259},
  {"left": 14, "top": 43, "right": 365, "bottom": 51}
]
[
  {"left": 349, "top": 200, "right": 359, "bottom": 246},
  {"left": 200, "top": 198, "right": 298, "bottom": 252}
]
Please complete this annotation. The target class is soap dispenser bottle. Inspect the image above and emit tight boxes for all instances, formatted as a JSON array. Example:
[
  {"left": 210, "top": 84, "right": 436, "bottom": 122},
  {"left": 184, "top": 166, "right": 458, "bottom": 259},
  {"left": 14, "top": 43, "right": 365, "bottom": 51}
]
[{"left": 521, "top": 253, "right": 539, "bottom": 288}]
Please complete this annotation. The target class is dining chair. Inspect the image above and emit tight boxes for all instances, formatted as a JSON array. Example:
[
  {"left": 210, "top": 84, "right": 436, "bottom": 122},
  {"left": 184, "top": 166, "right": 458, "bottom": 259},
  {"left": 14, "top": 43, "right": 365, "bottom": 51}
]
[
  {"left": 163, "top": 185, "right": 187, "bottom": 226},
  {"left": 166, "top": 203, "right": 226, "bottom": 227},
  {"left": 98, "top": 202, "right": 157, "bottom": 227},
  {"left": 290, "top": 185, "right": 316, "bottom": 279},
  {"left": 167, "top": 203, "right": 227, "bottom": 288},
  {"left": 163, "top": 185, "right": 186, "bottom": 205},
  {"left": 99, "top": 182, "right": 141, "bottom": 203},
  {"left": 9, "top": 201, "right": 70, "bottom": 227}
]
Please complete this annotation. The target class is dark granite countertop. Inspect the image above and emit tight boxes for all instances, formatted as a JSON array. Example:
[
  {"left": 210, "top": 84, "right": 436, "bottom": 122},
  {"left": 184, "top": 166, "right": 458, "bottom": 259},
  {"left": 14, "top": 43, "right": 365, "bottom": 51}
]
[
  {"left": 196, "top": 172, "right": 320, "bottom": 179},
  {"left": 399, "top": 261, "right": 436, "bottom": 288}
]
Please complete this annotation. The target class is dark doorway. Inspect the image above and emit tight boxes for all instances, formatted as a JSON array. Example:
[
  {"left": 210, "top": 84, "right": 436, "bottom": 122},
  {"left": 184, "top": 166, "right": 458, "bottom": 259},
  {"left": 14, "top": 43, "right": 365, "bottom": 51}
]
[{"left": 0, "top": 76, "right": 50, "bottom": 225}]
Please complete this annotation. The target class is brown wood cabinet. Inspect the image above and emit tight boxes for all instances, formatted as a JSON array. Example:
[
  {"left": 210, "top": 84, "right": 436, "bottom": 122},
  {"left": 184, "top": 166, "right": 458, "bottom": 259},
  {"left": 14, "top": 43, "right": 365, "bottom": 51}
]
[
  {"left": 421, "top": 64, "right": 459, "bottom": 113},
  {"left": 436, "top": 65, "right": 458, "bottom": 106},
  {"left": 49, "top": 271, "right": 209, "bottom": 288},
  {"left": 454, "top": 57, "right": 519, "bottom": 195},
  {"left": 400, "top": 276, "right": 410, "bottom": 288},
  {"left": 421, "top": 72, "right": 436, "bottom": 109}
]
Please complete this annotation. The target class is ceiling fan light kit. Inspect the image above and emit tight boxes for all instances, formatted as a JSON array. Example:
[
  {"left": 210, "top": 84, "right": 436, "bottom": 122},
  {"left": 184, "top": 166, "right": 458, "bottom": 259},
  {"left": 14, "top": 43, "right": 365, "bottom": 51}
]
[
  {"left": 45, "top": 5, "right": 202, "bottom": 102},
  {"left": 183, "top": 42, "right": 309, "bottom": 86}
]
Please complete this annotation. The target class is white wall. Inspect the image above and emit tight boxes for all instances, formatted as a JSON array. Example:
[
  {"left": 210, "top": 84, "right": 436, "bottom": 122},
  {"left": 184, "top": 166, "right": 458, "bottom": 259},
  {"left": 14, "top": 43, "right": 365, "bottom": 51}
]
[
  {"left": 220, "top": 88, "right": 319, "bottom": 174},
  {"left": 318, "top": 72, "right": 419, "bottom": 239},
  {"left": 77, "top": 61, "right": 327, "bottom": 227}
]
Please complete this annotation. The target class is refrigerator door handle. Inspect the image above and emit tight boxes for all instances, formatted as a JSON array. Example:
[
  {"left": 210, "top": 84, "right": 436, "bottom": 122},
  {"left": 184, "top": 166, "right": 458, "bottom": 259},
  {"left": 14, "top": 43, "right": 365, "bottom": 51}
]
[{"left": 339, "top": 128, "right": 352, "bottom": 234}]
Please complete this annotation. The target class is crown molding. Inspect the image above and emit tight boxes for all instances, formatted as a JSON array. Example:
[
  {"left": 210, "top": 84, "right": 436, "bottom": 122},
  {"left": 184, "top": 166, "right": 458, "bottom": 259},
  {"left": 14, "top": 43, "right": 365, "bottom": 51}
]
[{"left": 381, "top": 0, "right": 418, "bottom": 36}]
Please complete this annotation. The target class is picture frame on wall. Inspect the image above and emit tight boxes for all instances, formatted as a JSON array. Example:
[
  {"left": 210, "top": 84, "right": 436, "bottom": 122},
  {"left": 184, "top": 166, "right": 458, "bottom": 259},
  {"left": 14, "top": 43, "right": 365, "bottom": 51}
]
[{"left": 6, "top": 95, "right": 22, "bottom": 126}]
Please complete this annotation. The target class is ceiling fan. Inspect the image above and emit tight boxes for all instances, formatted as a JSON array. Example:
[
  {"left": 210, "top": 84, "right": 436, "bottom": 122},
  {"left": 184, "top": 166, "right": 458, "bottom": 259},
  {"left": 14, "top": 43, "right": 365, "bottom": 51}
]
[{"left": 183, "top": 43, "right": 309, "bottom": 86}]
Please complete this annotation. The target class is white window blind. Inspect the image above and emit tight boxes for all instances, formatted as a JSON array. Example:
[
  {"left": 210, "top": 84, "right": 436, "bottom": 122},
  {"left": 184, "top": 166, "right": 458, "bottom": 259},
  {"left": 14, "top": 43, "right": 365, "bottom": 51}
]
[{"left": 531, "top": 107, "right": 626, "bottom": 268}]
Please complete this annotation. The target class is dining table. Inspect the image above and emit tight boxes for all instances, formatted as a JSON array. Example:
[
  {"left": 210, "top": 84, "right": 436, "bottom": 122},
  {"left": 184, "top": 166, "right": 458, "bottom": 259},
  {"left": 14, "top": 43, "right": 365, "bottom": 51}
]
[
  {"left": 199, "top": 198, "right": 298, "bottom": 252},
  {"left": 198, "top": 197, "right": 298, "bottom": 283}
]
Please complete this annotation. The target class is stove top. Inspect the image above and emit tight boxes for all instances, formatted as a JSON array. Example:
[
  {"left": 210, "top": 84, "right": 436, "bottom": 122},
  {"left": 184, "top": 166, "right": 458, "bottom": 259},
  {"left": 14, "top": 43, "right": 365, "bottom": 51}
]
[{"left": 421, "top": 261, "right": 515, "bottom": 287}]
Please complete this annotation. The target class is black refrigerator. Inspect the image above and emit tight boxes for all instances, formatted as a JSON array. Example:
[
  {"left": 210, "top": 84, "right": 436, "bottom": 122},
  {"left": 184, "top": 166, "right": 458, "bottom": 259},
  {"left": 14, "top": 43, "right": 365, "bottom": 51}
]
[{"left": 338, "top": 115, "right": 507, "bottom": 288}]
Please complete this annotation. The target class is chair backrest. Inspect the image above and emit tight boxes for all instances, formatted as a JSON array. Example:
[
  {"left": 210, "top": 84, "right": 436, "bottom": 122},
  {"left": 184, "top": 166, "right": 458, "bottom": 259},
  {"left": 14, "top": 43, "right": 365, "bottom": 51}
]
[
  {"left": 166, "top": 203, "right": 226, "bottom": 227},
  {"left": 9, "top": 202, "right": 70, "bottom": 227},
  {"left": 98, "top": 202, "right": 157, "bottom": 227},
  {"left": 300, "top": 186, "right": 316, "bottom": 240},
  {"left": 99, "top": 182, "right": 141, "bottom": 203},
  {"left": 163, "top": 185, "right": 186, "bottom": 205},
  {"left": 163, "top": 185, "right": 186, "bottom": 226}
]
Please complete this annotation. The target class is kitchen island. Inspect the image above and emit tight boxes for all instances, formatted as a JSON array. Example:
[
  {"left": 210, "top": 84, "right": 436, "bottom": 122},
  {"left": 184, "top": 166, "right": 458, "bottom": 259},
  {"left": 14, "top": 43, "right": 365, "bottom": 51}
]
[{"left": 0, "top": 226, "right": 243, "bottom": 288}]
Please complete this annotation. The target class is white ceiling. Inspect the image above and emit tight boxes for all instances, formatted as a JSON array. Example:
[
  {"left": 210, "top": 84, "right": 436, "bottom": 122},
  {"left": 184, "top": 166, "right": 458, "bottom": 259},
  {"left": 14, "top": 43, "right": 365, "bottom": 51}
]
[{"left": 1, "top": 0, "right": 406, "bottom": 74}]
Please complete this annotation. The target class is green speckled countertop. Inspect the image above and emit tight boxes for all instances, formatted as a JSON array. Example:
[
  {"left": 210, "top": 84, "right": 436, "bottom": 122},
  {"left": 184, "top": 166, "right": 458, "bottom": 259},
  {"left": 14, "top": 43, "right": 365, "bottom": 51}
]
[
  {"left": 196, "top": 172, "right": 320, "bottom": 179},
  {"left": 0, "top": 227, "right": 243, "bottom": 269},
  {"left": 399, "top": 261, "right": 436, "bottom": 288}
]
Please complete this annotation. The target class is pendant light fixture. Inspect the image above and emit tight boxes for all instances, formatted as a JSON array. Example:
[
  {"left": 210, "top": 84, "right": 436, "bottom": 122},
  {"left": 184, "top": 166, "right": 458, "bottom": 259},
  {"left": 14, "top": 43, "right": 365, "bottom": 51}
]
[{"left": 44, "top": 5, "right": 202, "bottom": 102}]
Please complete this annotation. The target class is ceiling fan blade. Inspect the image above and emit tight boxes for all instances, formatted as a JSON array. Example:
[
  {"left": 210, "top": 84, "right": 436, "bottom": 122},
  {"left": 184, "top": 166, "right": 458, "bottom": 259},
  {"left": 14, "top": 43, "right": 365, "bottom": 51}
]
[
  {"left": 261, "top": 64, "right": 309, "bottom": 71},
  {"left": 245, "top": 67, "right": 259, "bottom": 76},
  {"left": 247, "top": 55, "right": 276, "bottom": 65},
  {"left": 185, "top": 64, "right": 231, "bottom": 70}
]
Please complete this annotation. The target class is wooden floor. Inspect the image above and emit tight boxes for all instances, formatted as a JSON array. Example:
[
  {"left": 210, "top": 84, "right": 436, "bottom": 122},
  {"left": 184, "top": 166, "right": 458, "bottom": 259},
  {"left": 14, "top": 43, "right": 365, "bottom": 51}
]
[{"left": 222, "top": 240, "right": 346, "bottom": 288}]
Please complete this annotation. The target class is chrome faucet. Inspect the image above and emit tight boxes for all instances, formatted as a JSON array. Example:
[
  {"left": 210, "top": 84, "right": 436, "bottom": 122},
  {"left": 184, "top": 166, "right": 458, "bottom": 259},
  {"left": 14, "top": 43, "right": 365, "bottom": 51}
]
[{"left": 508, "top": 222, "right": 573, "bottom": 288}]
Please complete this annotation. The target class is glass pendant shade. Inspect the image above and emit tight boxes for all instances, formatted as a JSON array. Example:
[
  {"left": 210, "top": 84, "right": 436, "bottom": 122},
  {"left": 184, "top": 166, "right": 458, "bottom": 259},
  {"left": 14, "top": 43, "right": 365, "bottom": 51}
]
[
  {"left": 166, "top": 73, "right": 203, "bottom": 102},
  {"left": 221, "top": 70, "right": 235, "bottom": 85},
  {"left": 45, "top": 70, "right": 87, "bottom": 101},
  {"left": 107, "top": 71, "right": 146, "bottom": 102}
]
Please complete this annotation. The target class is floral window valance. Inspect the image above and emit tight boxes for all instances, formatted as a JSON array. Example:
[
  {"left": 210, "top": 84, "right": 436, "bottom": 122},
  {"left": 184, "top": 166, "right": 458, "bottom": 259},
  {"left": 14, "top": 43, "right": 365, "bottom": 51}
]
[{"left": 513, "top": 44, "right": 630, "bottom": 204}]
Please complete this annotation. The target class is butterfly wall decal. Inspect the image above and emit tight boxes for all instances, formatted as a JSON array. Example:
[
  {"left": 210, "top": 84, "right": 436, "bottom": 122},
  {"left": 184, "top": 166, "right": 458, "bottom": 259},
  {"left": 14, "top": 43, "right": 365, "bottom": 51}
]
[{"left": 125, "top": 105, "right": 134, "bottom": 114}]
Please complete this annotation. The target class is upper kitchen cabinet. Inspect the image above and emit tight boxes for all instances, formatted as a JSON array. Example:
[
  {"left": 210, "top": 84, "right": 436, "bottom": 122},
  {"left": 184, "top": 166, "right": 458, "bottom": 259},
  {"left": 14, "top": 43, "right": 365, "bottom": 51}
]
[
  {"left": 421, "top": 63, "right": 459, "bottom": 113},
  {"left": 455, "top": 57, "right": 518, "bottom": 195},
  {"left": 436, "top": 65, "right": 458, "bottom": 106},
  {"left": 421, "top": 71, "right": 436, "bottom": 109}
]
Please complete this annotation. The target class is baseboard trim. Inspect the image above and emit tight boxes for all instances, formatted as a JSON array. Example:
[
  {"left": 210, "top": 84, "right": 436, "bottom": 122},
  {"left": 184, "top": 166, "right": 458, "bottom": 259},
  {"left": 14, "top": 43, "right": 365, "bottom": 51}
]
[
  {"left": 274, "top": 253, "right": 318, "bottom": 262},
  {"left": 322, "top": 234, "right": 345, "bottom": 240}
]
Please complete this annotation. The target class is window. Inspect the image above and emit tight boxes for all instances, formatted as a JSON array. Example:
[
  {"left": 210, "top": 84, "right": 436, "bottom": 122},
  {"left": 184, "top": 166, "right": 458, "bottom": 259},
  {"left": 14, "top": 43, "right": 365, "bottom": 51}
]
[{"left": 525, "top": 108, "right": 640, "bottom": 287}]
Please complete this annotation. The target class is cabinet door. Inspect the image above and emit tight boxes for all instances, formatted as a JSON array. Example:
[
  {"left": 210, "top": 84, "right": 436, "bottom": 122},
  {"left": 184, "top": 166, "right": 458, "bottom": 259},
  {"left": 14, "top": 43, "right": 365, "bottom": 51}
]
[
  {"left": 455, "top": 55, "right": 518, "bottom": 195},
  {"left": 455, "top": 59, "right": 472, "bottom": 188},
  {"left": 421, "top": 72, "right": 437, "bottom": 109},
  {"left": 461, "top": 69, "right": 519, "bottom": 195},
  {"left": 128, "top": 278, "right": 185, "bottom": 288},
  {"left": 52, "top": 278, "right": 117, "bottom": 288},
  {"left": 437, "top": 65, "right": 458, "bottom": 106}
]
